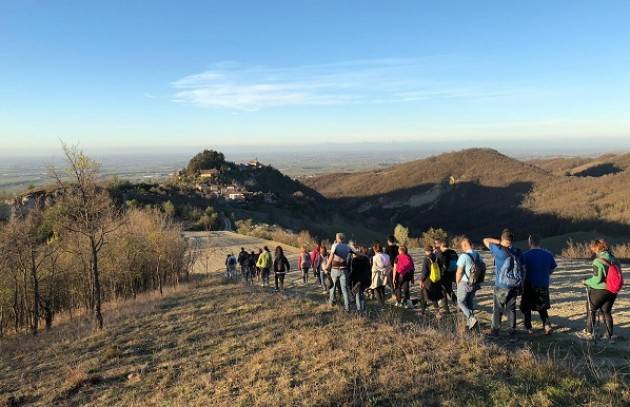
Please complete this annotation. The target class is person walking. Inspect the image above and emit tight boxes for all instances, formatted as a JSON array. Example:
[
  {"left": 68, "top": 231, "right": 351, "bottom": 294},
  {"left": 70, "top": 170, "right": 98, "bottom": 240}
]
[
  {"left": 298, "top": 246, "right": 312, "bottom": 285},
  {"left": 419, "top": 245, "right": 448, "bottom": 317},
  {"left": 455, "top": 237, "right": 482, "bottom": 330},
  {"left": 273, "top": 246, "right": 291, "bottom": 291},
  {"left": 436, "top": 239, "right": 458, "bottom": 303},
  {"left": 326, "top": 233, "right": 354, "bottom": 312},
  {"left": 313, "top": 245, "right": 329, "bottom": 293},
  {"left": 256, "top": 246, "right": 273, "bottom": 287},
  {"left": 225, "top": 253, "right": 237, "bottom": 279},
  {"left": 393, "top": 246, "right": 414, "bottom": 308},
  {"left": 246, "top": 250, "right": 257, "bottom": 284},
  {"left": 370, "top": 242, "right": 391, "bottom": 307},
  {"left": 237, "top": 247, "right": 249, "bottom": 278},
  {"left": 385, "top": 236, "right": 399, "bottom": 294},
  {"left": 576, "top": 239, "right": 622, "bottom": 341},
  {"left": 311, "top": 243, "right": 322, "bottom": 284},
  {"left": 520, "top": 234, "right": 556, "bottom": 335},
  {"left": 350, "top": 247, "right": 372, "bottom": 312},
  {"left": 254, "top": 248, "right": 262, "bottom": 281},
  {"left": 483, "top": 229, "right": 523, "bottom": 337}
]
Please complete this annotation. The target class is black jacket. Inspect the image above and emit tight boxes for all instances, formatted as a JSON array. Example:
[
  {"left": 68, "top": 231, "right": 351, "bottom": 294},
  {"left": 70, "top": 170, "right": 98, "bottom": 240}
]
[
  {"left": 436, "top": 249, "right": 458, "bottom": 274},
  {"left": 350, "top": 255, "right": 372, "bottom": 289},
  {"left": 273, "top": 255, "right": 290, "bottom": 274}
]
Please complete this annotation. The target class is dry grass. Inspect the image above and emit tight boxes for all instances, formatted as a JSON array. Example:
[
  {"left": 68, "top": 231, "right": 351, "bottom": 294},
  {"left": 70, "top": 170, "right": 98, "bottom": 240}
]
[
  {"left": 1, "top": 272, "right": 628, "bottom": 407},
  {"left": 562, "top": 239, "right": 630, "bottom": 260}
]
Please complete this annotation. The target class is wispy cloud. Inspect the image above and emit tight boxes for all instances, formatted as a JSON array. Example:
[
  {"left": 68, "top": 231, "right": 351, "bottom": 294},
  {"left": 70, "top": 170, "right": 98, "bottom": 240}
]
[{"left": 170, "top": 59, "right": 506, "bottom": 111}]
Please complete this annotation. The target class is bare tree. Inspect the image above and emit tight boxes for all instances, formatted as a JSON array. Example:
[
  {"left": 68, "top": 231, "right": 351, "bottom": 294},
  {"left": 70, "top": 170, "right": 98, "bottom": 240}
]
[
  {"left": 51, "top": 143, "right": 118, "bottom": 330},
  {"left": 2, "top": 205, "right": 55, "bottom": 335}
]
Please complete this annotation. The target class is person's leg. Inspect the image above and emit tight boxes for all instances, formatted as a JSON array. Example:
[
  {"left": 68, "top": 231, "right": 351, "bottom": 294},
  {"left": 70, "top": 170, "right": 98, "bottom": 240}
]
[
  {"left": 339, "top": 270, "right": 350, "bottom": 311},
  {"left": 507, "top": 294, "right": 517, "bottom": 331},
  {"left": 280, "top": 273, "right": 285, "bottom": 290},
  {"left": 274, "top": 273, "right": 280, "bottom": 290},
  {"left": 539, "top": 309, "right": 549, "bottom": 326},
  {"left": 491, "top": 290, "right": 502, "bottom": 331},
  {"left": 456, "top": 283, "right": 472, "bottom": 319},
  {"left": 523, "top": 309, "right": 533, "bottom": 330},
  {"left": 376, "top": 286, "right": 385, "bottom": 306},
  {"left": 600, "top": 293, "right": 616, "bottom": 338},
  {"left": 402, "top": 278, "right": 410, "bottom": 302},
  {"left": 394, "top": 275, "right": 402, "bottom": 304},
  {"left": 329, "top": 269, "right": 340, "bottom": 305}
]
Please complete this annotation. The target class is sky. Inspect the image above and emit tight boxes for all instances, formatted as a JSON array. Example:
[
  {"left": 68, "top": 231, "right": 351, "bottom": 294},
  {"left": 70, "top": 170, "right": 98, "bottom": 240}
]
[{"left": 2, "top": 1, "right": 630, "bottom": 154}]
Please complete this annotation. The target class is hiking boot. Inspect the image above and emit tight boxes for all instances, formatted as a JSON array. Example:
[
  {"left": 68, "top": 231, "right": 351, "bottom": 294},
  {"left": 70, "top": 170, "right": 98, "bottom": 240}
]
[
  {"left": 575, "top": 330, "right": 595, "bottom": 341},
  {"left": 526, "top": 329, "right": 534, "bottom": 336},
  {"left": 405, "top": 300, "right": 414, "bottom": 309},
  {"left": 601, "top": 335, "right": 617, "bottom": 344},
  {"left": 544, "top": 325, "right": 553, "bottom": 336},
  {"left": 488, "top": 329, "right": 499, "bottom": 337},
  {"left": 394, "top": 302, "right": 402, "bottom": 308}
]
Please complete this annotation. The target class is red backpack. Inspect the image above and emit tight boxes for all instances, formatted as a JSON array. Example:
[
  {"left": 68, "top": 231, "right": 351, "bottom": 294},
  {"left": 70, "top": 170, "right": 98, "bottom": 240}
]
[{"left": 598, "top": 257, "right": 624, "bottom": 294}]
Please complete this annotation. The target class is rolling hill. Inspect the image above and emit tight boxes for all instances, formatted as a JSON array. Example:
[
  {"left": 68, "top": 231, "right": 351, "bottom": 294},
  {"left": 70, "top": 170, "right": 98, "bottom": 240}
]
[{"left": 303, "top": 148, "right": 630, "bottom": 241}]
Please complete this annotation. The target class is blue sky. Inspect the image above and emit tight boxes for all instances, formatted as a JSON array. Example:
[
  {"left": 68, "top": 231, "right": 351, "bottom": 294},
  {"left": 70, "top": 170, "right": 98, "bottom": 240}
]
[{"left": 2, "top": 1, "right": 630, "bottom": 153}]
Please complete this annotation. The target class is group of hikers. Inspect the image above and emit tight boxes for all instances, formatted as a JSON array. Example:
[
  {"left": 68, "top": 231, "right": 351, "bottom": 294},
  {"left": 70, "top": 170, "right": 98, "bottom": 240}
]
[{"left": 225, "top": 229, "right": 623, "bottom": 341}]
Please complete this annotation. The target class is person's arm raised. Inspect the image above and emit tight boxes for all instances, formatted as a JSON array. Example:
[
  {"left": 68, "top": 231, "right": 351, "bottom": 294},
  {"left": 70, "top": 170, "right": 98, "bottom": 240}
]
[{"left": 483, "top": 238, "right": 500, "bottom": 249}]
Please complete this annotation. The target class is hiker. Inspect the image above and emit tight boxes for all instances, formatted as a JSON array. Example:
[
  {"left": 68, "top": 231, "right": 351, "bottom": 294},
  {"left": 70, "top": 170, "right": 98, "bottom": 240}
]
[
  {"left": 237, "top": 247, "right": 249, "bottom": 278},
  {"left": 313, "top": 245, "right": 329, "bottom": 293},
  {"left": 385, "top": 236, "right": 399, "bottom": 293},
  {"left": 326, "top": 232, "right": 354, "bottom": 312},
  {"left": 436, "top": 239, "right": 458, "bottom": 303},
  {"left": 577, "top": 239, "right": 622, "bottom": 341},
  {"left": 419, "top": 245, "right": 448, "bottom": 317},
  {"left": 370, "top": 241, "right": 392, "bottom": 307},
  {"left": 483, "top": 229, "right": 523, "bottom": 337},
  {"left": 350, "top": 247, "right": 372, "bottom": 312},
  {"left": 520, "top": 234, "right": 557, "bottom": 335},
  {"left": 298, "top": 246, "right": 312, "bottom": 285},
  {"left": 254, "top": 248, "right": 262, "bottom": 281},
  {"left": 225, "top": 253, "right": 237, "bottom": 279},
  {"left": 246, "top": 251, "right": 257, "bottom": 284},
  {"left": 455, "top": 237, "right": 483, "bottom": 330},
  {"left": 256, "top": 246, "right": 273, "bottom": 287},
  {"left": 311, "top": 243, "right": 322, "bottom": 284},
  {"left": 273, "top": 246, "right": 291, "bottom": 291},
  {"left": 393, "top": 246, "right": 414, "bottom": 308}
]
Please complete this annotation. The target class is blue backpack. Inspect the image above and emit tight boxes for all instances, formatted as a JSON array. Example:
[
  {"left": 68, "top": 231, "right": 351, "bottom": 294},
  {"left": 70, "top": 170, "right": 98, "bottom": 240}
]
[{"left": 496, "top": 247, "right": 523, "bottom": 289}]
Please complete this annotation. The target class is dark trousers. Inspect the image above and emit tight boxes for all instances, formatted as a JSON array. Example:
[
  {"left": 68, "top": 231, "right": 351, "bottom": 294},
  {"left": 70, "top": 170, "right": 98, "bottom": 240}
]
[
  {"left": 374, "top": 286, "right": 386, "bottom": 306},
  {"left": 442, "top": 271, "right": 457, "bottom": 303},
  {"left": 587, "top": 288, "right": 617, "bottom": 337},
  {"left": 261, "top": 268, "right": 271, "bottom": 285},
  {"left": 420, "top": 281, "right": 449, "bottom": 313},
  {"left": 523, "top": 309, "right": 549, "bottom": 329},
  {"left": 302, "top": 267, "right": 310, "bottom": 283},
  {"left": 275, "top": 273, "right": 285, "bottom": 290},
  {"left": 492, "top": 288, "right": 517, "bottom": 330},
  {"left": 394, "top": 273, "right": 411, "bottom": 303}
]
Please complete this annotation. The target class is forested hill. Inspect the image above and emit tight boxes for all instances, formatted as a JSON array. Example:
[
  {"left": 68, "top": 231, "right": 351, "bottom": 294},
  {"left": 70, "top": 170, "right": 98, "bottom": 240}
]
[{"left": 303, "top": 148, "right": 630, "bottom": 240}]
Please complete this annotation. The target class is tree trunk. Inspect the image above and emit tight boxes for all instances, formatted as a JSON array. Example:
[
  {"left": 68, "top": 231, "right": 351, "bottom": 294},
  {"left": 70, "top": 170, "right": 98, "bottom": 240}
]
[
  {"left": 90, "top": 236, "right": 104, "bottom": 330},
  {"left": 156, "top": 257, "right": 163, "bottom": 296},
  {"left": 31, "top": 251, "right": 40, "bottom": 336}
]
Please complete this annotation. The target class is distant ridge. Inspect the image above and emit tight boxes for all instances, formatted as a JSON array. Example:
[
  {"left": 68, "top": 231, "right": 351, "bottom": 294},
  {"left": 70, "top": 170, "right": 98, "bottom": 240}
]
[{"left": 303, "top": 148, "right": 630, "bottom": 240}]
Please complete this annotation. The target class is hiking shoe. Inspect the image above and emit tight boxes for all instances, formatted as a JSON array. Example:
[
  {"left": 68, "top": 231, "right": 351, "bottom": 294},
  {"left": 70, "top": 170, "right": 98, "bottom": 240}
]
[
  {"left": 575, "top": 330, "right": 595, "bottom": 341},
  {"left": 467, "top": 316, "right": 478, "bottom": 330},
  {"left": 394, "top": 302, "right": 402, "bottom": 308},
  {"left": 544, "top": 325, "right": 553, "bottom": 336},
  {"left": 488, "top": 329, "right": 499, "bottom": 337},
  {"left": 601, "top": 335, "right": 617, "bottom": 344},
  {"left": 526, "top": 329, "right": 534, "bottom": 336}
]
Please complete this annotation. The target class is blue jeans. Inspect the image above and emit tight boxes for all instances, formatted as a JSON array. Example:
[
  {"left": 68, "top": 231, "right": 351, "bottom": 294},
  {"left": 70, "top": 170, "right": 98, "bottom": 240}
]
[
  {"left": 329, "top": 268, "right": 350, "bottom": 311},
  {"left": 319, "top": 269, "right": 327, "bottom": 291},
  {"left": 355, "top": 288, "right": 366, "bottom": 311},
  {"left": 457, "top": 282, "right": 476, "bottom": 320}
]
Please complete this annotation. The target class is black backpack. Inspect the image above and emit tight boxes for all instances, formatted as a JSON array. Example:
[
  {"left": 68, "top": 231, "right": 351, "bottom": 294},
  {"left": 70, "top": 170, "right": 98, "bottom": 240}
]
[{"left": 466, "top": 253, "right": 486, "bottom": 286}]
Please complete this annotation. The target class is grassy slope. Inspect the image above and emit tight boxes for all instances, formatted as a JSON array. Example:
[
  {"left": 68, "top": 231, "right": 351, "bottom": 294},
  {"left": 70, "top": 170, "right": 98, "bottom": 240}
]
[{"left": 1, "top": 274, "right": 627, "bottom": 407}]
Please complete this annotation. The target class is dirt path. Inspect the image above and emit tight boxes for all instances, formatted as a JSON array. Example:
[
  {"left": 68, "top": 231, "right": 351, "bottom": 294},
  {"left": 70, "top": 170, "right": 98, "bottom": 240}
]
[{"left": 186, "top": 231, "right": 630, "bottom": 362}]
